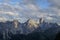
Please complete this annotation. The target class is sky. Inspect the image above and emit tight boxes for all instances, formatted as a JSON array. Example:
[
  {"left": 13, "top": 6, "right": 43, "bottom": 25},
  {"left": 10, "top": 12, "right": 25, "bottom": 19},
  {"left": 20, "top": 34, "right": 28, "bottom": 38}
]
[{"left": 0, "top": 0, "right": 60, "bottom": 24}]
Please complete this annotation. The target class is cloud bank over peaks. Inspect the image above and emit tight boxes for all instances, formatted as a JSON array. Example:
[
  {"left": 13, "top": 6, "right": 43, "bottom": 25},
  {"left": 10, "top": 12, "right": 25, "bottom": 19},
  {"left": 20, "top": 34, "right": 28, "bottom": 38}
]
[{"left": 0, "top": 0, "right": 60, "bottom": 24}]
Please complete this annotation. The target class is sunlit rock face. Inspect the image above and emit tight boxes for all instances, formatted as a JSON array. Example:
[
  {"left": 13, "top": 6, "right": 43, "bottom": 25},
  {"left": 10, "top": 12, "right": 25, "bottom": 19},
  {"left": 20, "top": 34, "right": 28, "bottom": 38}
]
[
  {"left": 27, "top": 18, "right": 45, "bottom": 28},
  {"left": 13, "top": 20, "right": 19, "bottom": 29},
  {"left": 27, "top": 19, "right": 39, "bottom": 28},
  {"left": 24, "top": 19, "right": 39, "bottom": 33}
]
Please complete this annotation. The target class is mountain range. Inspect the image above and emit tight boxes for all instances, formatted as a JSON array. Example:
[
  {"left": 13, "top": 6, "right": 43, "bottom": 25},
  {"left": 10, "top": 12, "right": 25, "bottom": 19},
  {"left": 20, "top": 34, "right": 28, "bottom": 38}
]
[{"left": 0, "top": 18, "right": 60, "bottom": 40}]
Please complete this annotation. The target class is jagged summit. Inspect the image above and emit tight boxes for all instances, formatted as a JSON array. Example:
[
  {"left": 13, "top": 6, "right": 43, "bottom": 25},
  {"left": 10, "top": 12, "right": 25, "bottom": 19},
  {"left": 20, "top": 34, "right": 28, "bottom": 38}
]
[
  {"left": 26, "top": 18, "right": 45, "bottom": 28},
  {"left": 39, "top": 18, "right": 45, "bottom": 24},
  {"left": 13, "top": 19, "right": 19, "bottom": 28},
  {"left": 27, "top": 19, "right": 39, "bottom": 28}
]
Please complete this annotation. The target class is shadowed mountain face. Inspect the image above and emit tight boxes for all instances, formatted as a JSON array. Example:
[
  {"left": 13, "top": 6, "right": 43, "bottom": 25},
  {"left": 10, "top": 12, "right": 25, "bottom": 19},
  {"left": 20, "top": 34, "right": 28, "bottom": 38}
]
[
  {"left": 55, "top": 32, "right": 60, "bottom": 40},
  {"left": 0, "top": 18, "right": 60, "bottom": 40}
]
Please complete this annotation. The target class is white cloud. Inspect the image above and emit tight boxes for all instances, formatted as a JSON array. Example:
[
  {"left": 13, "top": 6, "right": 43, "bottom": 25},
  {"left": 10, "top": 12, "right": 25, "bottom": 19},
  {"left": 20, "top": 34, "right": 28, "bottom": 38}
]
[
  {"left": 0, "top": 0, "right": 60, "bottom": 23},
  {"left": 48, "top": 0, "right": 60, "bottom": 7},
  {"left": 46, "top": 17, "right": 53, "bottom": 20},
  {"left": 0, "top": 17, "right": 7, "bottom": 22},
  {"left": 24, "top": 4, "right": 39, "bottom": 11},
  {"left": 0, "top": 11, "right": 18, "bottom": 16}
]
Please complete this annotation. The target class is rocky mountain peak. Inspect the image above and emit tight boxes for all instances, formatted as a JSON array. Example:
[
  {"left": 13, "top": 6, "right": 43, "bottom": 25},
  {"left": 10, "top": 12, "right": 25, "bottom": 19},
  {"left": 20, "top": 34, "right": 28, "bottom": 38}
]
[
  {"left": 13, "top": 19, "right": 19, "bottom": 28},
  {"left": 27, "top": 19, "right": 39, "bottom": 28}
]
